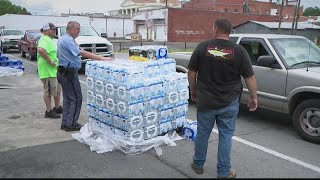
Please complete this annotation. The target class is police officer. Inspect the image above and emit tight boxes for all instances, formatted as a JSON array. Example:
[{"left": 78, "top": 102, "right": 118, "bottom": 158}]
[{"left": 57, "top": 21, "right": 112, "bottom": 131}]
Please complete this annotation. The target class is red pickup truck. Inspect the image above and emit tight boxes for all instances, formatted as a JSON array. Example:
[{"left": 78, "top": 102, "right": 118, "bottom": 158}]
[{"left": 18, "top": 30, "right": 42, "bottom": 61}]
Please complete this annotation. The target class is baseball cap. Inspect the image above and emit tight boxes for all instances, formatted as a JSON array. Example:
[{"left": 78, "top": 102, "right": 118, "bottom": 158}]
[{"left": 42, "top": 23, "right": 58, "bottom": 30}]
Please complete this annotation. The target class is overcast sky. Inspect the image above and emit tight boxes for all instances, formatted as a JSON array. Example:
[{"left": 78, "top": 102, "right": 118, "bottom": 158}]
[{"left": 9, "top": 0, "right": 320, "bottom": 16}]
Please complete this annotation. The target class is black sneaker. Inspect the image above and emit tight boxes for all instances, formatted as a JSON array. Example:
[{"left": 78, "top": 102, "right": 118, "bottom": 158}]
[
  {"left": 53, "top": 106, "right": 63, "bottom": 114},
  {"left": 44, "top": 110, "right": 61, "bottom": 119},
  {"left": 60, "top": 124, "right": 66, "bottom": 130},
  {"left": 64, "top": 123, "right": 82, "bottom": 132}
]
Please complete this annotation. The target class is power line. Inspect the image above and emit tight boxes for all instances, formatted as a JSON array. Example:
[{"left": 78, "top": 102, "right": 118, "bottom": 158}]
[{"left": 306, "top": 0, "right": 316, "bottom": 6}]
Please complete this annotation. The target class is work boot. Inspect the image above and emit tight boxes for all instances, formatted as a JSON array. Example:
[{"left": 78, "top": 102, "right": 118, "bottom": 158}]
[
  {"left": 217, "top": 170, "right": 236, "bottom": 179},
  {"left": 191, "top": 162, "right": 204, "bottom": 174},
  {"left": 53, "top": 106, "right": 63, "bottom": 114},
  {"left": 64, "top": 123, "right": 82, "bottom": 132},
  {"left": 44, "top": 110, "right": 61, "bottom": 119}
]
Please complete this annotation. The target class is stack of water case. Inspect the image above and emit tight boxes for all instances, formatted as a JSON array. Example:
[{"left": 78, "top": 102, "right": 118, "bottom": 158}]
[
  {"left": 85, "top": 46, "right": 189, "bottom": 143},
  {"left": 0, "top": 50, "right": 24, "bottom": 76}
]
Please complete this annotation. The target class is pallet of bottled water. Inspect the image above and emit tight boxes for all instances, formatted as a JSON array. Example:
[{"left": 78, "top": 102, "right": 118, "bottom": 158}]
[
  {"left": 0, "top": 51, "right": 24, "bottom": 77},
  {"left": 85, "top": 58, "right": 189, "bottom": 143}
]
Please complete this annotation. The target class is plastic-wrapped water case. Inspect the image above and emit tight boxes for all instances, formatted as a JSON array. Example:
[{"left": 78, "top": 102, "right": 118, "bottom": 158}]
[
  {"left": 182, "top": 121, "right": 197, "bottom": 141},
  {"left": 143, "top": 124, "right": 160, "bottom": 139},
  {"left": 117, "top": 84, "right": 144, "bottom": 101},
  {"left": 120, "top": 114, "right": 144, "bottom": 131},
  {"left": 98, "top": 108, "right": 113, "bottom": 126},
  {"left": 144, "top": 110, "right": 159, "bottom": 126}
]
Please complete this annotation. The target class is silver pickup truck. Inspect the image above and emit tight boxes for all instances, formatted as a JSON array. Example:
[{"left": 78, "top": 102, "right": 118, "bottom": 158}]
[{"left": 169, "top": 34, "right": 320, "bottom": 144}]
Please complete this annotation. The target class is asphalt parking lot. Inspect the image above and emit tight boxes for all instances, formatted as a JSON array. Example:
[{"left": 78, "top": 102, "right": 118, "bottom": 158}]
[{"left": 0, "top": 51, "right": 319, "bottom": 178}]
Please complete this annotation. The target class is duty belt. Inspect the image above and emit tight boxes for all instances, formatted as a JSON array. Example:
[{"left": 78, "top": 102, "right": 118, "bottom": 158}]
[{"left": 58, "top": 66, "right": 77, "bottom": 76}]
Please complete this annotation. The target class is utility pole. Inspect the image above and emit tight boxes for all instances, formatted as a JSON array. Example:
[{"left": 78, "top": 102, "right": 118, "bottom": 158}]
[
  {"left": 245, "top": 0, "right": 249, "bottom": 13},
  {"left": 278, "top": 0, "right": 285, "bottom": 32},
  {"left": 291, "top": 0, "right": 298, "bottom": 35},
  {"left": 165, "top": 0, "right": 168, "bottom": 7},
  {"left": 294, "top": 0, "right": 301, "bottom": 33}
]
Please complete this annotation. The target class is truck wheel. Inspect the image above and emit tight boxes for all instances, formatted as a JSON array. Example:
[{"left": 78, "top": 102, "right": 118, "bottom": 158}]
[
  {"left": 20, "top": 48, "right": 26, "bottom": 58},
  {"left": 293, "top": 99, "right": 320, "bottom": 144},
  {"left": 1, "top": 42, "right": 7, "bottom": 53},
  {"left": 29, "top": 49, "right": 35, "bottom": 60}
]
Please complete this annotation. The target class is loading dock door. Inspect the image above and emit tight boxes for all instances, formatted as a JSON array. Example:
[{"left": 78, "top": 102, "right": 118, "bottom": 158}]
[
  {"left": 155, "top": 25, "right": 165, "bottom": 41},
  {"left": 137, "top": 25, "right": 147, "bottom": 40}
]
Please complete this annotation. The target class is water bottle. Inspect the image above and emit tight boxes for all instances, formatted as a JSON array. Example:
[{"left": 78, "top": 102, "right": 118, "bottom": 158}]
[
  {"left": 86, "top": 77, "right": 95, "bottom": 90},
  {"left": 122, "top": 115, "right": 144, "bottom": 131},
  {"left": 95, "top": 93, "right": 105, "bottom": 109},
  {"left": 95, "top": 80, "right": 105, "bottom": 95},
  {"left": 144, "top": 110, "right": 159, "bottom": 125},
  {"left": 143, "top": 124, "right": 160, "bottom": 140},
  {"left": 179, "top": 88, "right": 189, "bottom": 102},
  {"left": 146, "top": 94, "right": 164, "bottom": 110},
  {"left": 85, "top": 61, "right": 92, "bottom": 77},
  {"left": 105, "top": 97, "right": 116, "bottom": 112},
  {"left": 113, "top": 114, "right": 122, "bottom": 129},
  {"left": 129, "top": 128, "right": 144, "bottom": 142},
  {"left": 117, "top": 99, "right": 144, "bottom": 117},
  {"left": 160, "top": 104, "right": 174, "bottom": 122},
  {"left": 105, "top": 83, "right": 115, "bottom": 99},
  {"left": 87, "top": 90, "right": 95, "bottom": 104},
  {"left": 175, "top": 101, "right": 188, "bottom": 118}
]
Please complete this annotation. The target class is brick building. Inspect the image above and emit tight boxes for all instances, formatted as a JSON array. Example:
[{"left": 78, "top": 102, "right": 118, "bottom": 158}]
[
  {"left": 167, "top": 8, "right": 278, "bottom": 42},
  {"left": 182, "top": 0, "right": 244, "bottom": 13},
  {"left": 182, "top": 0, "right": 303, "bottom": 18}
]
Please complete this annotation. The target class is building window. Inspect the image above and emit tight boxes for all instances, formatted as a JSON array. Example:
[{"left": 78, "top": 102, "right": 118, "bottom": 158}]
[
  {"left": 225, "top": 8, "right": 229, "bottom": 12},
  {"left": 234, "top": 9, "right": 238, "bottom": 13}
]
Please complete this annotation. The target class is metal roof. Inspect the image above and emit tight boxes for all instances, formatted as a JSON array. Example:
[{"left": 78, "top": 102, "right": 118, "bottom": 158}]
[
  {"left": 230, "top": 33, "right": 307, "bottom": 39},
  {"left": 148, "top": 11, "right": 165, "bottom": 19},
  {"left": 250, "top": 21, "right": 320, "bottom": 30},
  {"left": 132, "top": 13, "right": 145, "bottom": 20},
  {"left": 132, "top": 10, "right": 165, "bottom": 20}
]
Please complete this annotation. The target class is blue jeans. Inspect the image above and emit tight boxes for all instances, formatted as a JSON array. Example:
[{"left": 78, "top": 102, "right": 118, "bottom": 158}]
[
  {"left": 57, "top": 70, "right": 82, "bottom": 127},
  {"left": 193, "top": 97, "right": 239, "bottom": 177}
]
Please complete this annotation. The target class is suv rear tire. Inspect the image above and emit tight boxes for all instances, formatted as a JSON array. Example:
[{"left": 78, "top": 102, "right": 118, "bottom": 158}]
[
  {"left": 20, "top": 48, "right": 26, "bottom": 58},
  {"left": 1, "top": 42, "right": 7, "bottom": 53},
  {"left": 29, "top": 49, "right": 36, "bottom": 61},
  {"left": 293, "top": 99, "right": 320, "bottom": 144}
]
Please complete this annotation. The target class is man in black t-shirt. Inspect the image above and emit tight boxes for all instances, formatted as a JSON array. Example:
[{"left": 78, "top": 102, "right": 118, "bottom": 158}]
[{"left": 188, "top": 18, "right": 258, "bottom": 178}]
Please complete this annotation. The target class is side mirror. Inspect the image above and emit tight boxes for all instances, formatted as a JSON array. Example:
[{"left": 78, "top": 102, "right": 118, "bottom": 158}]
[
  {"left": 101, "top": 33, "right": 108, "bottom": 38},
  {"left": 257, "top": 55, "right": 281, "bottom": 69},
  {"left": 21, "top": 37, "right": 24, "bottom": 40}
]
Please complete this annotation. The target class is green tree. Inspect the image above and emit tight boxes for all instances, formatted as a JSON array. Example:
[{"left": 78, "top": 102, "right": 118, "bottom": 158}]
[
  {"left": 0, "top": 0, "right": 31, "bottom": 16},
  {"left": 303, "top": 7, "right": 320, "bottom": 16}
]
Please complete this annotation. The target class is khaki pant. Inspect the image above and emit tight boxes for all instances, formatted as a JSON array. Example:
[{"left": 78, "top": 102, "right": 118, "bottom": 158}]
[{"left": 41, "top": 77, "right": 62, "bottom": 96}]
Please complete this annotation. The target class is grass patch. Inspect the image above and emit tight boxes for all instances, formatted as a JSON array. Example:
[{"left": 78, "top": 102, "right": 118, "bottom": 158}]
[
  {"left": 168, "top": 48, "right": 194, "bottom": 53},
  {"left": 117, "top": 49, "right": 129, "bottom": 53}
]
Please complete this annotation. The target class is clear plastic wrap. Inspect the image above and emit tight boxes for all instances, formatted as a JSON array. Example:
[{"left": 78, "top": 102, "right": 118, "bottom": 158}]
[{"left": 72, "top": 122, "right": 184, "bottom": 156}]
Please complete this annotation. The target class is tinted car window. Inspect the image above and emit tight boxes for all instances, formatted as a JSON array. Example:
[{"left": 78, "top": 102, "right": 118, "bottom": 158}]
[
  {"left": 3, "top": 30, "right": 24, "bottom": 36},
  {"left": 27, "top": 32, "right": 42, "bottom": 40},
  {"left": 229, "top": 37, "right": 238, "bottom": 43}
]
